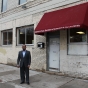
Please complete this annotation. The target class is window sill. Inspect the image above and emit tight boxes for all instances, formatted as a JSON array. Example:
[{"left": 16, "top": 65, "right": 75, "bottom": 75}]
[
  {"left": 17, "top": 1, "right": 29, "bottom": 8},
  {"left": 18, "top": 2, "right": 27, "bottom": 6},
  {"left": 68, "top": 43, "right": 88, "bottom": 45},
  {"left": 17, "top": 44, "right": 34, "bottom": 46},
  {"left": 18, "top": 0, "right": 34, "bottom": 7},
  {"left": 1, "top": 10, "right": 7, "bottom": 14},
  {"left": 67, "top": 54, "right": 88, "bottom": 56},
  {"left": 1, "top": 45, "right": 12, "bottom": 47}
]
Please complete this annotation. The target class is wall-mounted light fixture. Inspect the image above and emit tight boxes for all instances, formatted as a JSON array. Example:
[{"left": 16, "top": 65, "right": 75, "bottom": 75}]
[{"left": 76, "top": 31, "right": 85, "bottom": 34}]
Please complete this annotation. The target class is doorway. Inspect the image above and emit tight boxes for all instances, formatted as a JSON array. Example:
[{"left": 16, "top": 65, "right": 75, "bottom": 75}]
[{"left": 49, "top": 37, "right": 60, "bottom": 71}]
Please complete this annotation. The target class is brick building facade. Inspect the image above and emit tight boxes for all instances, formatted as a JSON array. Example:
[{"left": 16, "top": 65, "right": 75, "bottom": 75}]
[{"left": 0, "top": 0, "right": 88, "bottom": 78}]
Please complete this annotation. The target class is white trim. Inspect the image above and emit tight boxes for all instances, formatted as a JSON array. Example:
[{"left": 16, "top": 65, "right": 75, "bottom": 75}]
[
  {"left": 19, "top": 0, "right": 27, "bottom": 6},
  {"left": 1, "top": 44, "right": 13, "bottom": 47},
  {"left": 0, "top": 0, "right": 81, "bottom": 23},
  {"left": 17, "top": 44, "right": 34, "bottom": 46},
  {"left": 35, "top": 25, "right": 80, "bottom": 33}
]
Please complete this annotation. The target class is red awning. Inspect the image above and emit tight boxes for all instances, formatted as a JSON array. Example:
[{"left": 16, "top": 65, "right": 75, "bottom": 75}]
[{"left": 35, "top": 2, "right": 88, "bottom": 34}]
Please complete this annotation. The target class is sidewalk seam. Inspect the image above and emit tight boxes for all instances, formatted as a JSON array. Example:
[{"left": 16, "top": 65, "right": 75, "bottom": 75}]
[{"left": 58, "top": 78, "right": 75, "bottom": 88}]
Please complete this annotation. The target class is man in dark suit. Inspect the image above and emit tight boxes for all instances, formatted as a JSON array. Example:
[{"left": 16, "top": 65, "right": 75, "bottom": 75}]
[{"left": 17, "top": 44, "right": 31, "bottom": 85}]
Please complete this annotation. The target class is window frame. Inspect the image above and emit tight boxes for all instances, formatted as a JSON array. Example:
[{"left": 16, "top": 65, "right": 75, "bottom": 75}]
[
  {"left": 16, "top": 25, "right": 34, "bottom": 46},
  {"left": 19, "top": 0, "right": 27, "bottom": 5},
  {"left": 1, "top": 29, "right": 13, "bottom": 46},
  {"left": 67, "top": 28, "right": 88, "bottom": 55},
  {"left": 1, "top": 0, "right": 7, "bottom": 12},
  {"left": 68, "top": 29, "right": 87, "bottom": 44}
]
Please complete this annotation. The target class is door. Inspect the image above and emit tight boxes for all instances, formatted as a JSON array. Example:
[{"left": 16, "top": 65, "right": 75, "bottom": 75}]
[{"left": 49, "top": 37, "right": 60, "bottom": 71}]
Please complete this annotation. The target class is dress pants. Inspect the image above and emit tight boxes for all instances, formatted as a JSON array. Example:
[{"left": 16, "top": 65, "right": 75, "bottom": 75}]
[{"left": 20, "top": 63, "right": 29, "bottom": 82}]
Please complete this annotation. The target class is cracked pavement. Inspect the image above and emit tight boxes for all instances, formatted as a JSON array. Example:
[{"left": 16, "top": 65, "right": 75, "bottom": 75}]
[{"left": 0, "top": 64, "right": 88, "bottom": 88}]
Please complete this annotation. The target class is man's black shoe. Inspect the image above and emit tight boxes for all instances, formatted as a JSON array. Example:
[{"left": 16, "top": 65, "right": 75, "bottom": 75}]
[
  {"left": 20, "top": 81, "right": 25, "bottom": 84},
  {"left": 26, "top": 82, "right": 30, "bottom": 85}
]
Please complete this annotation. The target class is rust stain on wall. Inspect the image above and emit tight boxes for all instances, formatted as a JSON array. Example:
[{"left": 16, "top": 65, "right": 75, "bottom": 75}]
[{"left": 0, "top": 48, "right": 6, "bottom": 55}]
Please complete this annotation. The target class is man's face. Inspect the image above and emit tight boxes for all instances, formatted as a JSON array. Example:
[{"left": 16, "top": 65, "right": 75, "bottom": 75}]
[{"left": 22, "top": 45, "right": 26, "bottom": 51}]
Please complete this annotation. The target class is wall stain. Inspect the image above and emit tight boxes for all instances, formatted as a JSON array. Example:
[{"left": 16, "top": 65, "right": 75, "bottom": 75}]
[{"left": 0, "top": 48, "right": 6, "bottom": 55}]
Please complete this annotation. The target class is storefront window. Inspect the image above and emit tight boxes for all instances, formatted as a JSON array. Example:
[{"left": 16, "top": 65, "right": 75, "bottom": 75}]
[
  {"left": 69, "top": 28, "right": 87, "bottom": 43},
  {"left": 17, "top": 25, "right": 34, "bottom": 45},
  {"left": 68, "top": 28, "right": 87, "bottom": 55},
  {"left": 19, "top": 28, "right": 25, "bottom": 44},
  {"left": 2, "top": 29, "right": 13, "bottom": 45}
]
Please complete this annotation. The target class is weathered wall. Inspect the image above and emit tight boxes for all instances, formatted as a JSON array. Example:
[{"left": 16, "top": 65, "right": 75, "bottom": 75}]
[
  {"left": 60, "top": 30, "right": 88, "bottom": 78},
  {"left": 0, "top": 0, "right": 88, "bottom": 77},
  {"left": 7, "top": 0, "right": 18, "bottom": 10},
  {"left": 0, "top": 8, "right": 46, "bottom": 71}
]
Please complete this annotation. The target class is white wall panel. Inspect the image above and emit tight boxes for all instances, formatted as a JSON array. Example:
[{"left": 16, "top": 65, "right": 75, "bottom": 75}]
[{"left": 68, "top": 44, "right": 88, "bottom": 55}]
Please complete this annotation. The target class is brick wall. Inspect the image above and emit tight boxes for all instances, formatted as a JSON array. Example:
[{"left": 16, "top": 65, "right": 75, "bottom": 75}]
[
  {"left": 0, "top": 0, "right": 51, "bottom": 19},
  {"left": 0, "top": 0, "right": 88, "bottom": 78},
  {"left": 7, "top": 0, "right": 18, "bottom": 10},
  {"left": 60, "top": 30, "right": 88, "bottom": 78}
]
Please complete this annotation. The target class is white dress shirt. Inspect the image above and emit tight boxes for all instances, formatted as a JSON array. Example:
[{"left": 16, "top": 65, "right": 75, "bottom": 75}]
[{"left": 23, "top": 51, "right": 26, "bottom": 57}]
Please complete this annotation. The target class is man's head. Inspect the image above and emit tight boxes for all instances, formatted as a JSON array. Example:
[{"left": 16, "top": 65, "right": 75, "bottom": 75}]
[{"left": 22, "top": 44, "right": 26, "bottom": 51}]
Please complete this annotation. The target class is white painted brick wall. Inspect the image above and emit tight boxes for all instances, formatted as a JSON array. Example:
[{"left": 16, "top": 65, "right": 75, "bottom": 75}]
[
  {"left": 60, "top": 30, "right": 88, "bottom": 78},
  {"left": 0, "top": 12, "right": 46, "bottom": 70},
  {"left": 7, "top": 0, "right": 18, "bottom": 10},
  {"left": 0, "top": 0, "right": 88, "bottom": 78},
  {"left": 31, "top": 48, "right": 46, "bottom": 70}
]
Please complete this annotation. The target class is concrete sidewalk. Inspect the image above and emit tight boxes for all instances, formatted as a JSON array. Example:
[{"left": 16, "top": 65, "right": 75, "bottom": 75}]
[{"left": 0, "top": 64, "right": 88, "bottom": 88}]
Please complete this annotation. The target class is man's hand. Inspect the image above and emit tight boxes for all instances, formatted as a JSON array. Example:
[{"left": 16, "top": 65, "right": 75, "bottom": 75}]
[
  {"left": 28, "top": 65, "right": 30, "bottom": 68},
  {"left": 17, "top": 65, "right": 20, "bottom": 68}
]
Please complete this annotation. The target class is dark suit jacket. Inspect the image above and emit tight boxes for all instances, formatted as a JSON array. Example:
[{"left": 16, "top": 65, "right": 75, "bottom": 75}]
[{"left": 17, "top": 50, "right": 31, "bottom": 67}]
